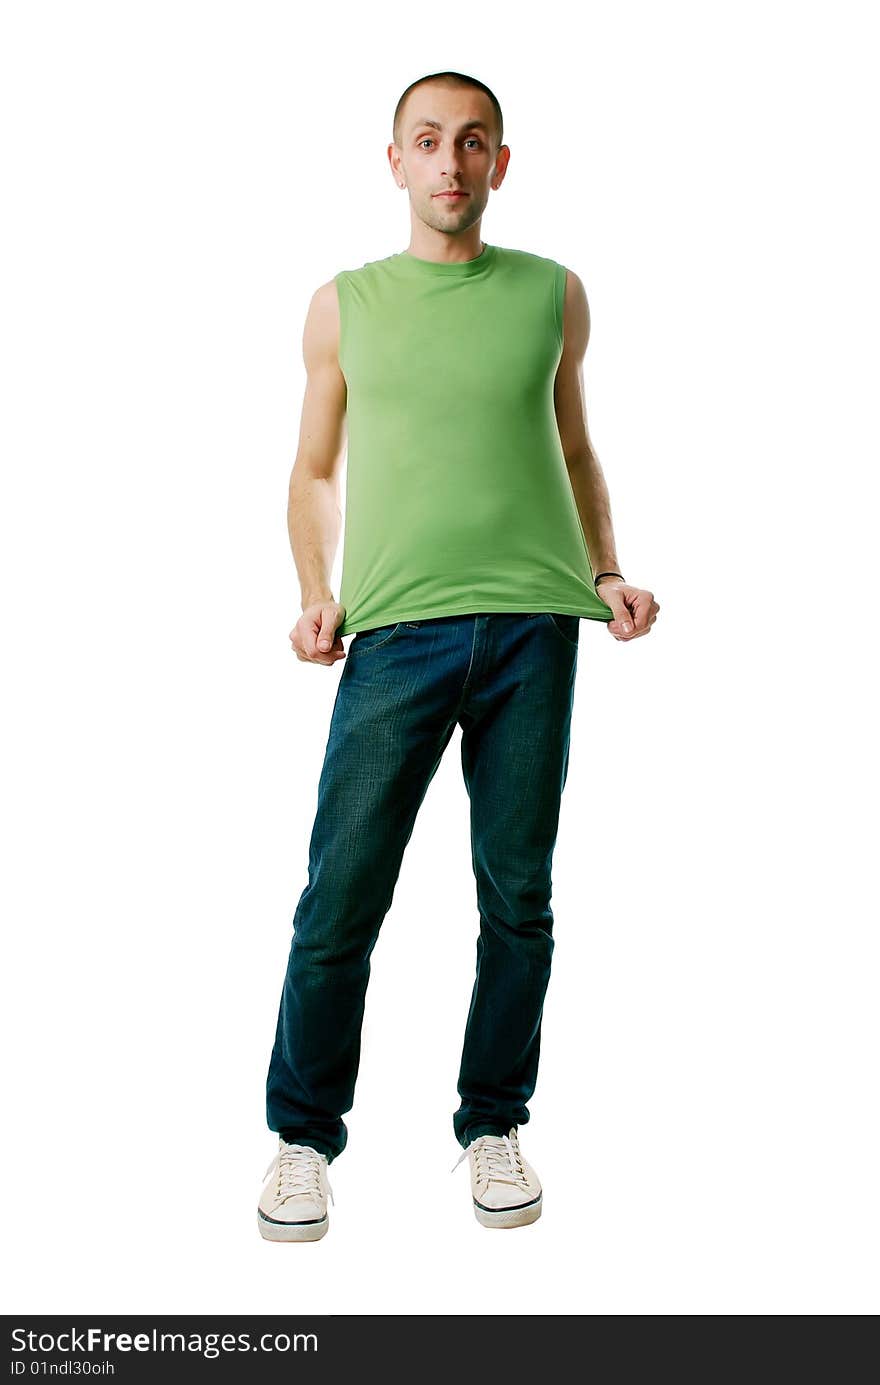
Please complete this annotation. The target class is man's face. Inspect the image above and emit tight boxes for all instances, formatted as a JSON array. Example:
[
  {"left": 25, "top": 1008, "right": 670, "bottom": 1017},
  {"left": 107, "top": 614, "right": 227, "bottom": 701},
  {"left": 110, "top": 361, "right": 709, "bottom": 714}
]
[{"left": 391, "top": 86, "right": 508, "bottom": 235}]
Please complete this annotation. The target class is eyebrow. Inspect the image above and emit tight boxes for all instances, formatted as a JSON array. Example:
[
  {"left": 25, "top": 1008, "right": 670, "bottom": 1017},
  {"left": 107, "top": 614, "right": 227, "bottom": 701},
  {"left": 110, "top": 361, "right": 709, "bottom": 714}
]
[{"left": 411, "top": 119, "right": 490, "bottom": 134}]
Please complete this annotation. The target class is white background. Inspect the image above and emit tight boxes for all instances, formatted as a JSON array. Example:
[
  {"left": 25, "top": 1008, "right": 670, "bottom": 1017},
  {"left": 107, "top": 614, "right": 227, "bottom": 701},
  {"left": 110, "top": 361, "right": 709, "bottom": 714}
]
[{"left": 2, "top": 0, "right": 877, "bottom": 1316}]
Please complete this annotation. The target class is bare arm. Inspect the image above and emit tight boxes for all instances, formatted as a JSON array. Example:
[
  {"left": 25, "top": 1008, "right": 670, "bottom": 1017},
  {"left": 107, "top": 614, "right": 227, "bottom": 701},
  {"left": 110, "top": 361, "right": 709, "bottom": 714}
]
[
  {"left": 554, "top": 269, "right": 660, "bottom": 641},
  {"left": 287, "top": 279, "right": 349, "bottom": 664},
  {"left": 553, "top": 269, "right": 622, "bottom": 580}
]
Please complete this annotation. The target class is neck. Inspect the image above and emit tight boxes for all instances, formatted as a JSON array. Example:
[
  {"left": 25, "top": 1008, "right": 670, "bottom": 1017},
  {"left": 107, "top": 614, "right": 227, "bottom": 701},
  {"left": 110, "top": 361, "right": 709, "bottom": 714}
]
[{"left": 404, "top": 228, "right": 486, "bottom": 265}]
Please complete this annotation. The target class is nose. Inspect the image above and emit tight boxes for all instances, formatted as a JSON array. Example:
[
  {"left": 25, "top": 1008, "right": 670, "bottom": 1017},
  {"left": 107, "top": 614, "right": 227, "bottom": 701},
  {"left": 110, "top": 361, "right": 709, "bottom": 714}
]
[{"left": 440, "top": 145, "right": 463, "bottom": 180}]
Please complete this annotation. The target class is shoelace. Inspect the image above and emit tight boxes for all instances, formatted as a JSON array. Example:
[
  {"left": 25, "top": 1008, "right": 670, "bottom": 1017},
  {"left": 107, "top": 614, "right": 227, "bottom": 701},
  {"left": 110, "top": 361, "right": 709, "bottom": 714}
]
[
  {"left": 450, "top": 1131, "right": 530, "bottom": 1189},
  {"left": 263, "top": 1142, "right": 335, "bottom": 1206}
]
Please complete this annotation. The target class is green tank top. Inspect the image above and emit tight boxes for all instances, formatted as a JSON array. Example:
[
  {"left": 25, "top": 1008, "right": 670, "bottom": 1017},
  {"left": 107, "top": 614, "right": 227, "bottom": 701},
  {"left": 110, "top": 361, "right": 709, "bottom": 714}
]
[{"left": 334, "top": 242, "right": 614, "bottom": 636}]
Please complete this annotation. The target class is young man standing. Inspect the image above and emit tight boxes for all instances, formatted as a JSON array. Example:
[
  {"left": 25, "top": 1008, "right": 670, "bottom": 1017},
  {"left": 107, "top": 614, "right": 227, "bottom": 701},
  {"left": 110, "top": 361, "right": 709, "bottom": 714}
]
[{"left": 259, "top": 70, "right": 660, "bottom": 1240}]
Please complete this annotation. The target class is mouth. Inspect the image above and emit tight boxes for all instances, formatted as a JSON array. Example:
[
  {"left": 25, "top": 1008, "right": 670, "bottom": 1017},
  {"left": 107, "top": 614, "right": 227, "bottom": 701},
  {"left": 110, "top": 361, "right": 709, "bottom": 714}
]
[{"left": 434, "top": 191, "right": 468, "bottom": 200}]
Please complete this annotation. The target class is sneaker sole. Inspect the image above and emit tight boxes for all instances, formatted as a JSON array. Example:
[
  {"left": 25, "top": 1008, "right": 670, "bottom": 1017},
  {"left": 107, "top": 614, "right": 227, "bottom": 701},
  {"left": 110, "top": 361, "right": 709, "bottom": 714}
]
[
  {"left": 473, "top": 1194, "right": 542, "bottom": 1229},
  {"left": 257, "top": 1210, "right": 329, "bottom": 1242}
]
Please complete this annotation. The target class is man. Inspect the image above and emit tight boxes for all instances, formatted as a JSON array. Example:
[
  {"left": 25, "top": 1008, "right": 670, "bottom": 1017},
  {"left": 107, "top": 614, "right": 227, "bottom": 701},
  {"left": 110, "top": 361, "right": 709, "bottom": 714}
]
[{"left": 259, "top": 69, "right": 659, "bottom": 1242}]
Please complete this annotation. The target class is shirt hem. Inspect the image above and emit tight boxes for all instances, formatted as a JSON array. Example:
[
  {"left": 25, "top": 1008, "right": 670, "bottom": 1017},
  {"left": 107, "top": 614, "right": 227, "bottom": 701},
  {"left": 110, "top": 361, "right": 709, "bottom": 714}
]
[{"left": 338, "top": 601, "right": 613, "bottom": 637}]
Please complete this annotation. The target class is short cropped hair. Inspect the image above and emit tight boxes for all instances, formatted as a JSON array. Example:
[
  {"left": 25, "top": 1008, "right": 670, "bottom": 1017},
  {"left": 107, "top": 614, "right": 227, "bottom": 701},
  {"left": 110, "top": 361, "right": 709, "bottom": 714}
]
[{"left": 393, "top": 71, "right": 504, "bottom": 152}]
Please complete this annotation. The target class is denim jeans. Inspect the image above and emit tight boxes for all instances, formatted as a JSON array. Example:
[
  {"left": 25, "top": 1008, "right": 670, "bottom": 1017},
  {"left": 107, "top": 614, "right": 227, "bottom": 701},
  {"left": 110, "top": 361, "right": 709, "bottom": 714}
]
[{"left": 265, "top": 611, "right": 580, "bottom": 1162}]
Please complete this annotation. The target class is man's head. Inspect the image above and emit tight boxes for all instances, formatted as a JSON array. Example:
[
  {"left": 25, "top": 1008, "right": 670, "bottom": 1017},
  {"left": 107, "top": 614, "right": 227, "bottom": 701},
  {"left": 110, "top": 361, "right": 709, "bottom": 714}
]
[{"left": 389, "top": 71, "right": 510, "bottom": 239}]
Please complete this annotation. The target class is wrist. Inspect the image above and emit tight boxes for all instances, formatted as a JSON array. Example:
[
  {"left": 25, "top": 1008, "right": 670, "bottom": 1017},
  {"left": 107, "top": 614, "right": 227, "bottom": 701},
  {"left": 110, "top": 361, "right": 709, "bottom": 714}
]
[
  {"left": 594, "top": 570, "right": 625, "bottom": 588},
  {"left": 301, "top": 590, "right": 335, "bottom": 611}
]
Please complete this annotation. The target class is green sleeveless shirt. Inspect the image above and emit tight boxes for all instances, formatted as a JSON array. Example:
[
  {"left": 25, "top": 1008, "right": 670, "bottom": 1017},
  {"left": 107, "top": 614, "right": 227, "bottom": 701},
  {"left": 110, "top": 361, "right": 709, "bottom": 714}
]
[{"left": 333, "top": 242, "right": 614, "bottom": 636}]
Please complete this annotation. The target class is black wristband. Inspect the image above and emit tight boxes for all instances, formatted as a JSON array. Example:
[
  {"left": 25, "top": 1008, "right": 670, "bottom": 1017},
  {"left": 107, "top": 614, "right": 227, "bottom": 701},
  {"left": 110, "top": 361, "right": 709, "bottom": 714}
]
[{"left": 594, "top": 570, "right": 625, "bottom": 587}]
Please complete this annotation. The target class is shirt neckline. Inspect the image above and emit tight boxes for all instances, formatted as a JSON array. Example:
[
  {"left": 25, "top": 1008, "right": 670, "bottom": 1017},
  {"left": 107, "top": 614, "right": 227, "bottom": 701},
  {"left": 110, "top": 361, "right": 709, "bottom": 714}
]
[{"left": 392, "top": 242, "right": 498, "bottom": 276}]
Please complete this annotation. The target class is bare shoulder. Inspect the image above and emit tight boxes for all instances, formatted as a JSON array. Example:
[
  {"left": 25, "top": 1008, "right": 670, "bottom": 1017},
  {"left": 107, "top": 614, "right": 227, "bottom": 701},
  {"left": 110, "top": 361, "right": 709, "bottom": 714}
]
[
  {"left": 302, "top": 277, "right": 342, "bottom": 368},
  {"left": 561, "top": 267, "right": 590, "bottom": 356}
]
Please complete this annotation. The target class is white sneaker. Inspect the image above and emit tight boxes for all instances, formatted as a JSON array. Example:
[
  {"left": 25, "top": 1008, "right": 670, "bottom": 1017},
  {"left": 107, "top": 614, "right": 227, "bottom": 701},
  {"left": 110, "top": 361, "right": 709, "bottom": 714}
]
[
  {"left": 452, "top": 1127, "right": 543, "bottom": 1228},
  {"left": 257, "top": 1138, "right": 335, "bottom": 1242}
]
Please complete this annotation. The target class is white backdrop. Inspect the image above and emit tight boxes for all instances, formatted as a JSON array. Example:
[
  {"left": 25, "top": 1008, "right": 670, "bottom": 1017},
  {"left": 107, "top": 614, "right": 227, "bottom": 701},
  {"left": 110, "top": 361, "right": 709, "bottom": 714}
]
[{"left": 2, "top": 0, "right": 877, "bottom": 1315}]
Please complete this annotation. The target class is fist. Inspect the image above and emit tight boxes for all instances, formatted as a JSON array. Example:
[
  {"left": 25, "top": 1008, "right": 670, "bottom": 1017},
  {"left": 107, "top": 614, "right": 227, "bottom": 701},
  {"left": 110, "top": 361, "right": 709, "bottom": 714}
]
[{"left": 290, "top": 601, "right": 347, "bottom": 665}]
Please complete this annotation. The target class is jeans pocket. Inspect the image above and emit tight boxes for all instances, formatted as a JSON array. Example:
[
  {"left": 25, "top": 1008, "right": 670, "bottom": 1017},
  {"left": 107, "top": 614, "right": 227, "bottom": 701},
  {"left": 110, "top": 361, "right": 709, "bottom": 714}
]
[
  {"left": 351, "top": 622, "right": 403, "bottom": 653},
  {"left": 543, "top": 612, "right": 580, "bottom": 647}
]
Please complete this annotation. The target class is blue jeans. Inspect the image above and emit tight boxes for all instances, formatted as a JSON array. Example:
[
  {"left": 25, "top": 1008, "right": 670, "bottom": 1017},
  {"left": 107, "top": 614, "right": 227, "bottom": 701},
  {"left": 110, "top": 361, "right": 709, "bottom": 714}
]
[{"left": 265, "top": 611, "right": 580, "bottom": 1161}]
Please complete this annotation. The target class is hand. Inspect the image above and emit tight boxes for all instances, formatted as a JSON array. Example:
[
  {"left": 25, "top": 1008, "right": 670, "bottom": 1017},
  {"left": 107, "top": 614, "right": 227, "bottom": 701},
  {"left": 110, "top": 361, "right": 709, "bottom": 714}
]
[
  {"left": 597, "top": 579, "right": 660, "bottom": 641},
  {"left": 290, "top": 600, "right": 347, "bottom": 665}
]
